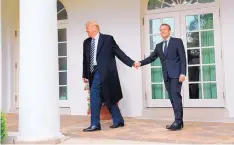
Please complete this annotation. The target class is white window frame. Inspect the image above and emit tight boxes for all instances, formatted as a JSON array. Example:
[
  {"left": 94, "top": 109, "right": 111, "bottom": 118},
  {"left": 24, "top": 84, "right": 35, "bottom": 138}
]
[
  {"left": 144, "top": 12, "right": 181, "bottom": 107},
  {"left": 143, "top": 1, "right": 224, "bottom": 108},
  {"left": 181, "top": 7, "right": 224, "bottom": 107},
  {"left": 58, "top": 22, "right": 69, "bottom": 107}
]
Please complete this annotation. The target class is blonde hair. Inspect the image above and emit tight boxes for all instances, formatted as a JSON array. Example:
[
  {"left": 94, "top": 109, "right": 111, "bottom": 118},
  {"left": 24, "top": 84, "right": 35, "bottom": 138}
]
[{"left": 86, "top": 21, "right": 100, "bottom": 31}]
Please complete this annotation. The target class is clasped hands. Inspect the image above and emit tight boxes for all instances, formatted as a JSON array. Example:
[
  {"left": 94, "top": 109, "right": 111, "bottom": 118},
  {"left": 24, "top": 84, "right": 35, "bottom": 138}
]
[{"left": 133, "top": 61, "right": 141, "bottom": 69}]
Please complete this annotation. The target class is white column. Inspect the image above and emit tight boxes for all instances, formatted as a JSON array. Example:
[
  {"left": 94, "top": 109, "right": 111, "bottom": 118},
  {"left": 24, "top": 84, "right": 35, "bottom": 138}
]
[
  {"left": 220, "top": 0, "right": 234, "bottom": 118},
  {"left": 18, "top": 0, "right": 63, "bottom": 141},
  {"left": 0, "top": 0, "right": 2, "bottom": 110}
]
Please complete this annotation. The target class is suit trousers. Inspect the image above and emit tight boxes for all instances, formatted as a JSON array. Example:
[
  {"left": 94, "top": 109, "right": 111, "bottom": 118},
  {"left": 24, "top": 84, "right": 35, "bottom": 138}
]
[
  {"left": 90, "top": 70, "right": 124, "bottom": 126},
  {"left": 164, "top": 78, "right": 183, "bottom": 124}
]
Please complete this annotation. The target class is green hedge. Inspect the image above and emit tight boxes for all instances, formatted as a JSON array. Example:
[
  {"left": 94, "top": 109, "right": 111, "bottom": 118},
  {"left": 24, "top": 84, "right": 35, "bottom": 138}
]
[{"left": 1, "top": 112, "right": 7, "bottom": 143}]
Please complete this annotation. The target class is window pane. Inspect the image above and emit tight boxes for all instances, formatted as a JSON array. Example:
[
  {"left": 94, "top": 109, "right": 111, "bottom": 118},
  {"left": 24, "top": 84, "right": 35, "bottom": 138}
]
[
  {"left": 58, "top": 29, "right": 67, "bottom": 42},
  {"left": 201, "top": 31, "right": 214, "bottom": 47},
  {"left": 164, "top": 0, "right": 174, "bottom": 5},
  {"left": 188, "top": 66, "right": 201, "bottom": 82},
  {"left": 202, "top": 48, "right": 215, "bottom": 64},
  {"left": 58, "top": 43, "right": 67, "bottom": 56},
  {"left": 165, "top": 90, "right": 169, "bottom": 99},
  {"left": 200, "top": 13, "right": 213, "bottom": 30},
  {"left": 182, "top": 0, "right": 197, "bottom": 5},
  {"left": 203, "top": 83, "right": 217, "bottom": 99},
  {"left": 151, "top": 58, "right": 161, "bottom": 66},
  {"left": 147, "top": 0, "right": 162, "bottom": 10},
  {"left": 202, "top": 65, "right": 216, "bottom": 81},
  {"left": 147, "top": 0, "right": 214, "bottom": 10},
  {"left": 59, "top": 58, "right": 67, "bottom": 71},
  {"left": 149, "top": 19, "right": 161, "bottom": 34},
  {"left": 59, "top": 86, "right": 67, "bottom": 100},
  {"left": 189, "top": 83, "right": 202, "bottom": 99},
  {"left": 187, "top": 32, "right": 199, "bottom": 48},
  {"left": 186, "top": 15, "right": 198, "bottom": 31},
  {"left": 59, "top": 72, "right": 67, "bottom": 85},
  {"left": 187, "top": 49, "right": 200, "bottom": 65},
  {"left": 162, "top": 3, "right": 171, "bottom": 8},
  {"left": 162, "top": 17, "right": 175, "bottom": 33},
  {"left": 152, "top": 84, "right": 163, "bottom": 99},
  {"left": 198, "top": 0, "right": 215, "bottom": 3},
  {"left": 150, "top": 35, "right": 162, "bottom": 50},
  {"left": 151, "top": 68, "right": 163, "bottom": 82},
  {"left": 57, "top": 9, "right": 68, "bottom": 20},
  {"left": 57, "top": 1, "right": 64, "bottom": 12}
]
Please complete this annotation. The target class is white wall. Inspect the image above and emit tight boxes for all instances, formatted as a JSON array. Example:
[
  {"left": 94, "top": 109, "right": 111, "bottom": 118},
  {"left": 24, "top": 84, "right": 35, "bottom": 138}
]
[
  {"left": 61, "top": 0, "right": 143, "bottom": 116},
  {"left": 1, "top": 0, "right": 18, "bottom": 112},
  {"left": 220, "top": 0, "right": 234, "bottom": 118}
]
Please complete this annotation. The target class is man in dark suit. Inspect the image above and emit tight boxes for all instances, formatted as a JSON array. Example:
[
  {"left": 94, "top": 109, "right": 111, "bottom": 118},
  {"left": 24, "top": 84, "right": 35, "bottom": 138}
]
[
  {"left": 134, "top": 24, "right": 187, "bottom": 131},
  {"left": 82, "top": 21, "right": 135, "bottom": 132}
]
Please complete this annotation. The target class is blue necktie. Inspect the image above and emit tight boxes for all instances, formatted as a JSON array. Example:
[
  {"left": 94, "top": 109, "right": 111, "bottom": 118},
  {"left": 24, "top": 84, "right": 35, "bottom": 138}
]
[
  {"left": 163, "top": 40, "right": 168, "bottom": 56},
  {"left": 90, "top": 38, "right": 95, "bottom": 73}
]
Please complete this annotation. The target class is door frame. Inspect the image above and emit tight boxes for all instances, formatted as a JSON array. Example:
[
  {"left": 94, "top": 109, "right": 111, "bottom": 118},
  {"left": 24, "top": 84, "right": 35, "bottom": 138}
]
[
  {"left": 143, "top": 4, "right": 224, "bottom": 108},
  {"left": 144, "top": 12, "right": 181, "bottom": 107},
  {"left": 58, "top": 22, "right": 69, "bottom": 107},
  {"left": 181, "top": 7, "right": 224, "bottom": 107}
]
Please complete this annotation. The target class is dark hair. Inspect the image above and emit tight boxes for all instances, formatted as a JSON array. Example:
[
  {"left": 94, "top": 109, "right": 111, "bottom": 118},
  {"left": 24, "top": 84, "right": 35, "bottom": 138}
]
[{"left": 160, "top": 23, "right": 171, "bottom": 30}]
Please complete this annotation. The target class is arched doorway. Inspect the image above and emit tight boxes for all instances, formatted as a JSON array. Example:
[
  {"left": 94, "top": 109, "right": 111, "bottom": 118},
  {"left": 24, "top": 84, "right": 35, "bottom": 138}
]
[{"left": 144, "top": 0, "right": 224, "bottom": 107}]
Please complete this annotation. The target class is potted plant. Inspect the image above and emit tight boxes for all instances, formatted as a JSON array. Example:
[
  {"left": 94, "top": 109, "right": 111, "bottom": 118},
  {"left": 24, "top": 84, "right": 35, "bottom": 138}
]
[
  {"left": 84, "top": 82, "right": 111, "bottom": 120},
  {"left": 1, "top": 112, "right": 7, "bottom": 143}
]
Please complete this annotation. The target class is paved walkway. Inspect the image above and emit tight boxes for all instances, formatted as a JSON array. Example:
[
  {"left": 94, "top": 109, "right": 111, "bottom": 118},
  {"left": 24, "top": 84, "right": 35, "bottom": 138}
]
[{"left": 5, "top": 113, "right": 234, "bottom": 144}]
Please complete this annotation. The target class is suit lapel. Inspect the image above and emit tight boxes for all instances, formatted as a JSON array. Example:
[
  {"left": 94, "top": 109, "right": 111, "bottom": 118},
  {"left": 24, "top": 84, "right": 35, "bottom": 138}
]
[
  {"left": 86, "top": 38, "right": 91, "bottom": 61},
  {"left": 97, "top": 33, "right": 104, "bottom": 57},
  {"left": 165, "top": 37, "right": 173, "bottom": 57},
  {"left": 158, "top": 42, "right": 165, "bottom": 59},
  {"left": 159, "top": 42, "right": 163, "bottom": 54}
]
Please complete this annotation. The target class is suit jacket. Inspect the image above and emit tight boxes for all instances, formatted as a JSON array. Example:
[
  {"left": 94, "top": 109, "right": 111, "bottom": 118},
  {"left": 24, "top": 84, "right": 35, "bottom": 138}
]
[
  {"left": 140, "top": 37, "right": 186, "bottom": 80},
  {"left": 82, "top": 33, "right": 134, "bottom": 107}
]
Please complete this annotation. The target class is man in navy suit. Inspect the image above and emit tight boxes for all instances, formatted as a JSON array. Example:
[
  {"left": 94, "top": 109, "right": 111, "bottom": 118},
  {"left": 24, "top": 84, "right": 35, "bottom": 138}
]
[
  {"left": 134, "top": 24, "right": 186, "bottom": 131},
  {"left": 82, "top": 21, "right": 135, "bottom": 132}
]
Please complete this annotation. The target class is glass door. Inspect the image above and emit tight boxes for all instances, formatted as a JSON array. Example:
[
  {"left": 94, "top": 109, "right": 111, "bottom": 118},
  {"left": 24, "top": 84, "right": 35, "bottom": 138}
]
[
  {"left": 144, "top": 12, "right": 181, "bottom": 107},
  {"left": 181, "top": 7, "right": 224, "bottom": 107},
  {"left": 58, "top": 24, "right": 69, "bottom": 107}
]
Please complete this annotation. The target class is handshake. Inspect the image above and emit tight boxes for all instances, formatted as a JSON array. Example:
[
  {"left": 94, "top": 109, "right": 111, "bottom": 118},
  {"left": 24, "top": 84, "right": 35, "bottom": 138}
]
[{"left": 133, "top": 61, "right": 141, "bottom": 69}]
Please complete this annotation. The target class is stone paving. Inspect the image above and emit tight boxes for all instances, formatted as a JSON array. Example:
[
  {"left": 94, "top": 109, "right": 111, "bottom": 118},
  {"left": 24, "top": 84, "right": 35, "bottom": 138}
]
[{"left": 5, "top": 113, "right": 234, "bottom": 144}]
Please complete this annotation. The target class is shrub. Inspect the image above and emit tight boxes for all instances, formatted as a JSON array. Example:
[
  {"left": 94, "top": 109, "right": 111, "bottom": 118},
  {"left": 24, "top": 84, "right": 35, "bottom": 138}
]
[{"left": 1, "top": 112, "right": 7, "bottom": 143}]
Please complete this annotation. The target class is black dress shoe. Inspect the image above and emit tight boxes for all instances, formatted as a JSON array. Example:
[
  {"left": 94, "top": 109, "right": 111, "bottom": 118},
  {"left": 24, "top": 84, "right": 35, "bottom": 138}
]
[
  {"left": 110, "top": 123, "right": 124, "bottom": 128},
  {"left": 83, "top": 125, "right": 101, "bottom": 132},
  {"left": 166, "top": 122, "right": 183, "bottom": 131},
  {"left": 166, "top": 121, "right": 184, "bottom": 129}
]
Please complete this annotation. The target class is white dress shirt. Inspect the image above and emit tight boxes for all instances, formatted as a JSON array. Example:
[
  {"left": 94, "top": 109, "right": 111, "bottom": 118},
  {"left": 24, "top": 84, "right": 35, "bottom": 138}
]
[
  {"left": 162, "top": 36, "right": 170, "bottom": 52},
  {"left": 92, "top": 33, "right": 100, "bottom": 65}
]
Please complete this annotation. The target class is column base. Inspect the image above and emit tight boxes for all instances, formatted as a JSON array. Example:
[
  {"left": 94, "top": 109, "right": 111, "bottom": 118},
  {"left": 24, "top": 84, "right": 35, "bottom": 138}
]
[{"left": 14, "top": 133, "right": 68, "bottom": 144}]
